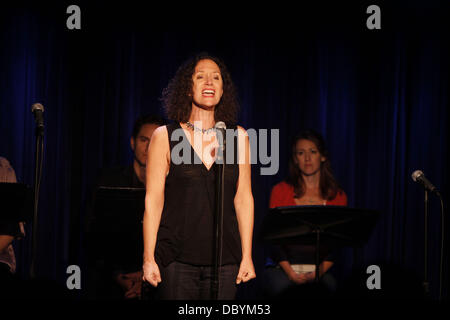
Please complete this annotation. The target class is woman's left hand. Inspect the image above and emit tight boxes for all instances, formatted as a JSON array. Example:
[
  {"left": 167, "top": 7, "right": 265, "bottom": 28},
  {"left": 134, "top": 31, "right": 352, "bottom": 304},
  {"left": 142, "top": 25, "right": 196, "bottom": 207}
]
[{"left": 236, "top": 258, "right": 256, "bottom": 284}]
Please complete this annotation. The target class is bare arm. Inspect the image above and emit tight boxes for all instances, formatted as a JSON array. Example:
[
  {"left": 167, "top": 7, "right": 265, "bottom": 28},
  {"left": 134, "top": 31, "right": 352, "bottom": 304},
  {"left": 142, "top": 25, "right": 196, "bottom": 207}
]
[
  {"left": 321, "top": 261, "right": 333, "bottom": 275},
  {"left": 0, "top": 235, "right": 14, "bottom": 254},
  {"left": 234, "top": 126, "right": 256, "bottom": 284},
  {"left": 279, "top": 260, "right": 296, "bottom": 280},
  {"left": 142, "top": 126, "right": 169, "bottom": 286}
]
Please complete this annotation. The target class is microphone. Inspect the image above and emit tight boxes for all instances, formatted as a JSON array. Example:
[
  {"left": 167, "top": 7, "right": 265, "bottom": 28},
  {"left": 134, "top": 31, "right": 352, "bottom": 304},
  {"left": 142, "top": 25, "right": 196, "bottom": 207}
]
[
  {"left": 411, "top": 170, "right": 441, "bottom": 197},
  {"left": 31, "top": 103, "right": 44, "bottom": 135},
  {"left": 214, "top": 121, "right": 226, "bottom": 137}
]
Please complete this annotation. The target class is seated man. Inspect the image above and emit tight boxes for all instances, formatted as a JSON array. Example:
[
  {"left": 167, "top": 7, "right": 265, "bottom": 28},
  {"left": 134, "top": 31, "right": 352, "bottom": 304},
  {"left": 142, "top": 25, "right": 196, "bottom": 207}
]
[{"left": 85, "top": 114, "right": 164, "bottom": 299}]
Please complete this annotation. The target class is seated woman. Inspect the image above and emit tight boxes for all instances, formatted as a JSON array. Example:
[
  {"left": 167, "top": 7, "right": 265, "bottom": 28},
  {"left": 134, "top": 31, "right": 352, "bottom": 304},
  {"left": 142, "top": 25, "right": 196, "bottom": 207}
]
[{"left": 263, "top": 129, "right": 347, "bottom": 298}]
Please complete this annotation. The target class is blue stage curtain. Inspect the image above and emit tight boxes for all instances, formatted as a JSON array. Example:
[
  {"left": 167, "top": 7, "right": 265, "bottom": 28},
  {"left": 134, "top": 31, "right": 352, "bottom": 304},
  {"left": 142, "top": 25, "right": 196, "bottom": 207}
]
[{"left": 1, "top": 2, "right": 448, "bottom": 299}]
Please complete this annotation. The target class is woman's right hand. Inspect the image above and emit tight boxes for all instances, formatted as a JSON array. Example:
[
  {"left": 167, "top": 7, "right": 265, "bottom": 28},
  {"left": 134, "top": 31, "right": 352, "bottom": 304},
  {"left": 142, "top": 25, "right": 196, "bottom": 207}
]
[{"left": 142, "top": 260, "right": 162, "bottom": 287}]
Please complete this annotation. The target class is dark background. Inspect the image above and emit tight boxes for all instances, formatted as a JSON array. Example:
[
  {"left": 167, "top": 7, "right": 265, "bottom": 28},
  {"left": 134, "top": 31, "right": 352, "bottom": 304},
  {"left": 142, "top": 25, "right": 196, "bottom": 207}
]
[{"left": 0, "top": 0, "right": 449, "bottom": 300}]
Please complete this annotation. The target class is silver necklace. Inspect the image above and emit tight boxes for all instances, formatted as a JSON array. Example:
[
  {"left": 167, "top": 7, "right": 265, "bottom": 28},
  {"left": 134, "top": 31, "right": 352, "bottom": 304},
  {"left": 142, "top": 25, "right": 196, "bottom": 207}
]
[{"left": 185, "top": 121, "right": 216, "bottom": 134}]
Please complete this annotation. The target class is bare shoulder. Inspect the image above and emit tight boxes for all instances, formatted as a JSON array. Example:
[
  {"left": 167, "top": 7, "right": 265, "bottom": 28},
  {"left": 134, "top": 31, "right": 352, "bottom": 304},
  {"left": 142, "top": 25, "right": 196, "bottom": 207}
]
[
  {"left": 236, "top": 125, "right": 248, "bottom": 135},
  {"left": 235, "top": 125, "right": 250, "bottom": 141},
  {"left": 151, "top": 126, "right": 169, "bottom": 145},
  {"left": 234, "top": 125, "right": 251, "bottom": 166},
  {"left": 148, "top": 126, "right": 170, "bottom": 160},
  {"left": 152, "top": 125, "right": 168, "bottom": 138}
]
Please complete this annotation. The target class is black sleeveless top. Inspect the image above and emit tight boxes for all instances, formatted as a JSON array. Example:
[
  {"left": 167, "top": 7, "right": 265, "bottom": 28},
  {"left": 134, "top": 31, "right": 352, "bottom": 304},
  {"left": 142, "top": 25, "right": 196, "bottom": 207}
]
[{"left": 155, "top": 122, "right": 242, "bottom": 267}]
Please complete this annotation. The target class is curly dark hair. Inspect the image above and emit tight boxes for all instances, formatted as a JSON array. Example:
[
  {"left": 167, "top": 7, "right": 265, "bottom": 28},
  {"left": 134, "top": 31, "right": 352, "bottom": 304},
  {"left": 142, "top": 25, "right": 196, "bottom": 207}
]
[
  {"left": 286, "top": 129, "right": 341, "bottom": 200},
  {"left": 161, "top": 52, "right": 240, "bottom": 126}
]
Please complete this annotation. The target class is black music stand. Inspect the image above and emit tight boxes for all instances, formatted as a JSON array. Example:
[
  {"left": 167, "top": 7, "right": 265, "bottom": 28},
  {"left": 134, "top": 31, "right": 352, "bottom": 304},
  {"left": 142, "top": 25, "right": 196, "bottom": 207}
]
[
  {"left": 260, "top": 206, "right": 380, "bottom": 283},
  {"left": 93, "top": 186, "right": 145, "bottom": 232},
  {"left": 89, "top": 186, "right": 147, "bottom": 299},
  {"left": 0, "top": 183, "right": 33, "bottom": 223},
  {"left": 93, "top": 187, "right": 145, "bottom": 268}
]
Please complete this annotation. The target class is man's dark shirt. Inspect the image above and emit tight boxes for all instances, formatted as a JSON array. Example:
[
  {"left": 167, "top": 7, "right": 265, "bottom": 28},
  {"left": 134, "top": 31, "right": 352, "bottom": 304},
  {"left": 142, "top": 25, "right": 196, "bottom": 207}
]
[{"left": 97, "top": 165, "right": 144, "bottom": 189}]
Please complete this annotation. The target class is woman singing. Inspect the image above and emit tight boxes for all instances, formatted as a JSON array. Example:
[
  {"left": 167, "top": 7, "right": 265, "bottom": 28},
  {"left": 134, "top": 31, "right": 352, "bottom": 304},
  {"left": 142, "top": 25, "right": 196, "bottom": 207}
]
[{"left": 142, "top": 53, "right": 256, "bottom": 299}]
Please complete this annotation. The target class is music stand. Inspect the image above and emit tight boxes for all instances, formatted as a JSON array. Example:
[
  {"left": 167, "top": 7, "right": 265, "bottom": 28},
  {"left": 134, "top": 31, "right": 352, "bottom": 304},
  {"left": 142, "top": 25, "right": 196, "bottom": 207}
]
[
  {"left": 92, "top": 186, "right": 146, "bottom": 273},
  {"left": 260, "top": 205, "right": 380, "bottom": 282},
  {"left": 0, "top": 183, "right": 33, "bottom": 223}
]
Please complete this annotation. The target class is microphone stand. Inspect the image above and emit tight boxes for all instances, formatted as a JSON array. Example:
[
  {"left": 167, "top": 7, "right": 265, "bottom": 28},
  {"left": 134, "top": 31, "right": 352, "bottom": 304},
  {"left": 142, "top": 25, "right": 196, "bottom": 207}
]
[
  {"left": 423, "top": 189, "right": 429, "bottom": 297},
  {"left": 30, "top": 126, "right": 44, "bottom": 278},
  {"left": 212, "top": 129, "right": 225, "bottom": 300}
]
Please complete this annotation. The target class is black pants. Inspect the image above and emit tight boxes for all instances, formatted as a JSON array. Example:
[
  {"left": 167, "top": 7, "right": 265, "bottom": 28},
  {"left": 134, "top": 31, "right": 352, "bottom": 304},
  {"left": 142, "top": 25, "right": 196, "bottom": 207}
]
[{"left": 156, "top": 261, "right": 239, "bottom": 300}]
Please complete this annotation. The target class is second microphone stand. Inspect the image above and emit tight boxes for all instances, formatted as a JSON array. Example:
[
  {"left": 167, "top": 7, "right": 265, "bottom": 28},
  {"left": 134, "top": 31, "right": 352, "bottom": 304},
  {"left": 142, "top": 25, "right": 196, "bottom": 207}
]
[
  {"left": 30, "top": 126, "right": 44, "bottom": 278},
  {"left": 423, "top": 190, "right": 429, "bottom": 297}
]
